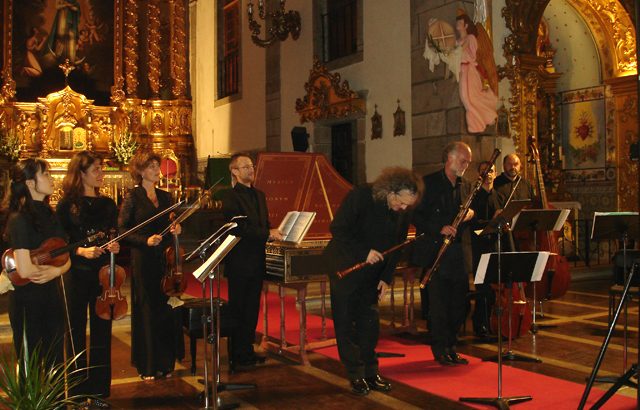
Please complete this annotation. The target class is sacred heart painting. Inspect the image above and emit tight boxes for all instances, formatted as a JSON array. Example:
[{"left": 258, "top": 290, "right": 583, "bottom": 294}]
[
  {"left": 10, "top": 0, "right": 114, "bottom": 105},
  {"left": 561, "top": 86, "right": 607, "bottom": 171}
]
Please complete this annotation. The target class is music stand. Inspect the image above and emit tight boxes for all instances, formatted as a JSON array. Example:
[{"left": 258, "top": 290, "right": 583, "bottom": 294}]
[
  {"left": 191, "top": 233, "right": 255, "bottom": 410},
  {"left": 585, "top": 212, "right": 639, "bottom": 392},
  {"left": 511, "top": 208, "right": 570, "bottom": 332},
  {"left": 461, "top": 250, "right": 549, "bottom": 409},
  {"left": 578, "top": 261, "right": 640, "bottom": 410}
]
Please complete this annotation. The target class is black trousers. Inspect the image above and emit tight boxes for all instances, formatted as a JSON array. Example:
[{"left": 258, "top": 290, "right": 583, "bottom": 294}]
[
  {"left": 227, "top": 273, "right": 263, "bottom": 364},
  {"left": 9, "top": 280, "right": 64, "bottom": 366},
  {"left": 330, "top": 275, "right": 380, "bottom": 380},
  {"left": 65, "top": 269, "right": 113, "bottom": 397},
  {"left": 471, "top": 282, "right": 495, "bottom": 333},
  {"left": 427, "top": 243, "right": 468, "bottom": 357}
]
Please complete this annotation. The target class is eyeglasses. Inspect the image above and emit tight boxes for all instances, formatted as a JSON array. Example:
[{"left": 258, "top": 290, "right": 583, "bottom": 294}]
[
  {"left": 394, "top": 192, "right": 416, "bottom": 207},
  {"left": 234, "top": 165, "right": 255, "bottom": 171}
]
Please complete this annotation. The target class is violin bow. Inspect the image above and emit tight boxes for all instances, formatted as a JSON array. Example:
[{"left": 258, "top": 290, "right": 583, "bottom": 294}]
[{"left": 159, "top": 177, "right": 225, "bottom": 237}]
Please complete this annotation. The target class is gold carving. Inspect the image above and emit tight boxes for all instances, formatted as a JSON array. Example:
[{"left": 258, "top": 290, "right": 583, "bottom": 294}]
[
  {"left": 170, "top": 0, "right": 188, "bottom": 99},
  {"left": 124, "top": 0, "right": 140, "bottom": 97},
  {"left": 1, "top": 0, "right": 15, "bottom": 102},
  {"left": 148, "top": 0, "right": 162, "bottom": 98},
  {"left": 295, "top": 58, "right": 365, "bottom": 123}
]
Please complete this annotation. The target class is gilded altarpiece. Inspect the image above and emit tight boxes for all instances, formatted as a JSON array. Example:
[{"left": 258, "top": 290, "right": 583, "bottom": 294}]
[
  {"left": 1, "top": 0, "right": 195, "bottom": 199},
  {"left": 501, "top": 0, "right": 637, "bottom": 211}
]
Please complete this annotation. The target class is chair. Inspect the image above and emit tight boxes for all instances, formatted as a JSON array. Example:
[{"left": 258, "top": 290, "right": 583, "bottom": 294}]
[{"left": 158, "top": 149, "right": 182, "bottom": 200}]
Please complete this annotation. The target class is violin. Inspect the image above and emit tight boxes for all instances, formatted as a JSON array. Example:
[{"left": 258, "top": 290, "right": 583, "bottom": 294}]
[
  {"left": 161, "top": 214, "right": 187, "bottom": 297},
  {"left": 2, "top": 231, "right": 106, "bottom": 286},
  {"left": 158, "top": 187, "right": 220, "bottom": 297},
  {"left": 523, "top": 135, "right": 571, "bottom": 300},
  {"left": 95, "top": 230, "right": 127, "bottom": 321}
]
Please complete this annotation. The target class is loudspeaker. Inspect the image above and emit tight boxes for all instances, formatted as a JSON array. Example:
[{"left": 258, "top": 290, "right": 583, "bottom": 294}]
[{"left": 291, "top": 126, "right": 309, "bottom": 152}]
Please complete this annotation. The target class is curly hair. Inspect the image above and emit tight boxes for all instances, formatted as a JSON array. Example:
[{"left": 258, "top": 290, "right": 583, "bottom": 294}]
[
  {"left": 371, "top": 167, "right": 423, "bottom": 203},
  {"left": 129, "top": 149, "right": 161, "bottom": 185}
]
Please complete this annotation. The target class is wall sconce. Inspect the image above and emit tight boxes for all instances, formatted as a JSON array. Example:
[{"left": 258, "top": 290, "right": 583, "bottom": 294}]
[{"left": 247, "top": 0, "right": 301, "bottom": 47}]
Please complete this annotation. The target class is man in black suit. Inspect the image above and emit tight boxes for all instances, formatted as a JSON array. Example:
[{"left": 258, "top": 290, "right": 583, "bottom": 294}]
[
  {"left": 325, "top": 167, "right": 421, "bottom": 396},
  {"left": 493, "top": 153, "right": 534, "bottom": 207},
  {"left": 412, "top": 141, "right": 475, "bottom": 366},
  {"left": 222, "top": 153, "right": 282, "bottom": 369}
]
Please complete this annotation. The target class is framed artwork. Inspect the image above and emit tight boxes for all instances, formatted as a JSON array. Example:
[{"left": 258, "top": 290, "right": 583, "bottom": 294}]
[
  {"left": 10, "top": 0, "right": 114, "bottom": 104},
  {"left": 560, "top": 86, "right": 609, "bottom": 181}
]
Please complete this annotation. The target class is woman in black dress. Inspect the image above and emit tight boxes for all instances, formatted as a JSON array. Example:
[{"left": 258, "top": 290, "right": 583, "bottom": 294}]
[
  {"left": 4, "top": 158, "right": 70, "bottom": 364},
  {"left": 56, "top": 151, "right": 120, "bottom": 404},
  {"left": 118, "top": 150, "right": 181, "bottom": 380}
]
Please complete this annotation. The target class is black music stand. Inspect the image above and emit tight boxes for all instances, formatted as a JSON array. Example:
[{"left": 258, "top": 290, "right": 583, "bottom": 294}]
[
  {"left": 579, "top": 212, "right": 639, "bottom": 405},
  {"left": 461, "top": 250, "right": 548, "bottom": 409},
  {"left": 511, "top": 208, "right": 569, "bottom": 333},
  {"left": 191, "top": 232, "right": 255, "bottom": 410},
  {"left": 578, "top": 261, "right": 639, "bottom": 410}
]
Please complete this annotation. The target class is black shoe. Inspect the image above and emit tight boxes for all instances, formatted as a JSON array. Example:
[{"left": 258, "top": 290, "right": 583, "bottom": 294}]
[
  {"left": 448, "top": 353, "right": 469, "bottom": 365},
  {"left": 474, "top": 325, "right": 490, "bottom": 338},
  {"left": 350, "top": 378, "right": 370, "bottom": 396},
  {"left": 435, "top": 354, "right": 456, "bottom": 366},
  {"left": 364, "top": 374, "right": 392, "bottom": 392}
]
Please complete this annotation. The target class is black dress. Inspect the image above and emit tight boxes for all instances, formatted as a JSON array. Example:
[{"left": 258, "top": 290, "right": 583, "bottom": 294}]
[
  {"left": 56, "top": 195, "right": 118, "bottom": 397},
  {"left": 5, "top": 200, "right": 66, "bottom": 365},
  {"left": 118, "top": 186, "right": 178, "bottom": 377},
  {"left": 324, "top": 185, "right": 410, "bottom": 380}
]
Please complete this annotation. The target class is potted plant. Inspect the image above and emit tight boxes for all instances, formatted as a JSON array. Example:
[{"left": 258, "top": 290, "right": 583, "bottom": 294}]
[{"left": 0, "top": 330, "right": 87, "bottom": 409}]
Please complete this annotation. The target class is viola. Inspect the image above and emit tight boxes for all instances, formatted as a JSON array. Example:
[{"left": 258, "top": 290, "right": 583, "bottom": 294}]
[
  {"left": 96, "top": 230, "right": 128, "bottom": 321},
  {"left": 524, "top": 135, "right": 571, "bottom": 300},
  {"left": 2, "top": 231, "right": 106, "bottom": 286}
]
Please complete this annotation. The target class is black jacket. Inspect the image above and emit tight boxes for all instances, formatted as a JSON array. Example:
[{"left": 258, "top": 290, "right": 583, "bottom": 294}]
[
  {"left": 221, "top": 183, "right": 271, "bottom": 278},
  {"left": 411, "top": 169, "right": 473, "bottom": 268}
]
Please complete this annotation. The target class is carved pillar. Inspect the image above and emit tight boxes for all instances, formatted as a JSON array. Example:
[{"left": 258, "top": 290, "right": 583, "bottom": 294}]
[
  {"left": 111, "top": 0, "right": 126, "bottom": 105},
  {"left": 605, "top": 76, "right": 638, "bottom": 211},
  {"left": 148, "top": 0, "right": 162, "bottom": 98},
  {"left": 1, "top": 0, "right": 15, "bottom": 102},
  {"left": 124, "top": 0, "right": 140, "bottom": 98},
  {"left": 170, "top": 0, "right": 188, "bottom": 99}
]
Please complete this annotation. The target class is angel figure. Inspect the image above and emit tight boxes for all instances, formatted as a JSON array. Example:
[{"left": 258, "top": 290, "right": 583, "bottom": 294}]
[{"left": 455, "top": 12, "right": 498, "bottom": 133}]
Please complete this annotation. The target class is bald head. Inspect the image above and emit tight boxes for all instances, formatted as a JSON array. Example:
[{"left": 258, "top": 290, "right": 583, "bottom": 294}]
[{"left": 503, "top": 154, "right": 521, "bottom": 180}]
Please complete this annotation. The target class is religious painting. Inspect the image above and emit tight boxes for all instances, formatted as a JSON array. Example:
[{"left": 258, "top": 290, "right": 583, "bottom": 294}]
[
  {"left": 10, "top": 0, "right": 114, "bottom": 105},
  {"left": 561, "top": 86, "right": 607, "bottom": 180}
]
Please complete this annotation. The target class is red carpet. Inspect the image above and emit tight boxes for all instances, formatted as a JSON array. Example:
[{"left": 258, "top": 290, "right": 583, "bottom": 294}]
[{"left": 185, "top": 275, "right": 635, "bottom": 409}]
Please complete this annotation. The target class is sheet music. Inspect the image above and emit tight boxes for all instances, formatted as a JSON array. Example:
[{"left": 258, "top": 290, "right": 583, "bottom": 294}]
[
  {"left": 192, "top": 235, "right": 240, "bottom": 282},
  {"left": 474, "top": 251, "right": 551, "bottom": 284},
  {"left": 553, "top": 209, "right": 571, "bottom": 232},
  {"left": 591, "top": 211, "right": 639, "bottom": 240}
]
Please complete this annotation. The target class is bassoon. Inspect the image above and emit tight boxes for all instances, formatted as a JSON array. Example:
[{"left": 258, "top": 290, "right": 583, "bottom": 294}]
[{"left": 419, "top": 148, "right": 501, "bottom": 288}]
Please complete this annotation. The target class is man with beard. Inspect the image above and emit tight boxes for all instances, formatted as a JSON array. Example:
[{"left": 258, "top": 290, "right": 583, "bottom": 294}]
[
  {"left": 412, "top": 141, "right": 475, "bottom": 366},
  {"left": 493, "top": 153, "right": 534, "bottom": 208}
]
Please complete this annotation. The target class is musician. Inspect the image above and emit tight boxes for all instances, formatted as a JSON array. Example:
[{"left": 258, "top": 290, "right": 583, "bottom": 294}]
[
  {"left": 118, "top": 150, "right": 181, "bottom": 380},
  {"left": 3, "top": 158, "right": 70, "bottom": 365},
  {"left": 494, "top": 153, "right": 534, "bottom": 207},
  {"left": 57, "top": 151, "right": 120, "bottom": 405},
  {"left": 221, "top": 153, "right": 282, "bottom": 369},
  {"left": 470, "top": 161, "right": 498, "bottom": 338},
  {"left": 412, "top": 141, "right": 475, "bottom": 366},
  {"left": 325, "top": 167, "right": 421, "bottom": 396}
]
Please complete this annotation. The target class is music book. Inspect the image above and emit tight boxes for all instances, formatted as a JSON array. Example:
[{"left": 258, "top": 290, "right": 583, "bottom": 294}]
[
  {"left": 474, "top": 251, "right": 550, "bottom": 285},
  {"left": 192, "top": 235, "right": 240, "bottom": 282},
  {"left": 512, "top": 208, "right": 571, "bottom": 232},
  {"left": 278, "top": 211, "right": 316, "bottom": 244}
]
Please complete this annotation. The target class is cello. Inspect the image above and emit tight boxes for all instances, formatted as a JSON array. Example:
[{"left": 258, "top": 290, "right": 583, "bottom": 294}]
[
  {"left": 96, "top": 229, "right": 128, "bottom": 321},
  {"left": 525, "top": 135, "right": 571, "bottom": 300}
]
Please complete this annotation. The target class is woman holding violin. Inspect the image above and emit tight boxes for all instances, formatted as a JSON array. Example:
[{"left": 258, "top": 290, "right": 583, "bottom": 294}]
[
  {"left": 3, "top": 158, "right": 70, "bottom": 365},
  {"left": 118, "top": 150, "right": 181, "bottom": 380},
  {"left": 56, "top": 151, "right": 120, "bottom": 405}
]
